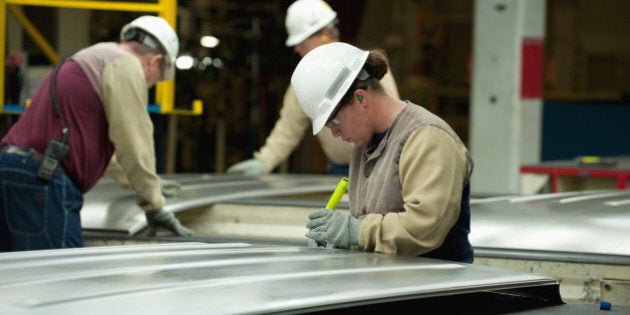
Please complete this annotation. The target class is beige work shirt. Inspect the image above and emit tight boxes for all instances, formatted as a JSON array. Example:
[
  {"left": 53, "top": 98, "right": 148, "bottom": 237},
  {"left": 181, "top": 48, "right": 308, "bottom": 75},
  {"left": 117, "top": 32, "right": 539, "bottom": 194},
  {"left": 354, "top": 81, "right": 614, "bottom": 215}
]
[{"left": 75, "top": 43, "right": 164, "bottom": 212}]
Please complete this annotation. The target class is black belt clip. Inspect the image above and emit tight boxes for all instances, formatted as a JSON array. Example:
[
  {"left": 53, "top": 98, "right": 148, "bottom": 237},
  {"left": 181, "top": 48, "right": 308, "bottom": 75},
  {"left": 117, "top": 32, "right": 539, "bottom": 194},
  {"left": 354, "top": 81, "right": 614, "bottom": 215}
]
[{"left": 37, "top": 139, "right": 69, "bottom": 181}]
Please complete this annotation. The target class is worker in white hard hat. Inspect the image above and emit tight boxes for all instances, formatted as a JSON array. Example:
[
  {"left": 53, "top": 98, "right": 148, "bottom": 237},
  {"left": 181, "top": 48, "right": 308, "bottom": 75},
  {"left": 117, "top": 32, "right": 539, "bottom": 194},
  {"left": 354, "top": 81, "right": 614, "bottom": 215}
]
[
  {"left": 0, "top": 15, "right": 193, "bottom": 252},
  {"left": 226, "top": 0, "right": 399, "bottom": 176},
  {"left": 295, "top": 42, "right": 474, "bottom": 263}
]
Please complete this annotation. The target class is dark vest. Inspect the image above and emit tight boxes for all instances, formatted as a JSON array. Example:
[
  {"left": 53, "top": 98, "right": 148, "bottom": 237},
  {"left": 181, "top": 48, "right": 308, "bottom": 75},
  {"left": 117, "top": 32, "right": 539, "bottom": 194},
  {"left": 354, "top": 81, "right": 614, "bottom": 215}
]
[
  {"left": 421, "top": 184, "right": 473, "bottom": 263},
  {"left": 349, "top": 101, "right": 474, "bottom": 263}
]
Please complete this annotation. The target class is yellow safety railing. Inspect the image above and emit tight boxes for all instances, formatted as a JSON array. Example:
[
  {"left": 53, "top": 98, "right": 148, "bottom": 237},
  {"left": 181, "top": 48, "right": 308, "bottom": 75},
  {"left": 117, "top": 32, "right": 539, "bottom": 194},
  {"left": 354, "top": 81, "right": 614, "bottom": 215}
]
[{"left": 0, "top": 0, "right": 201, "bottom": 115}]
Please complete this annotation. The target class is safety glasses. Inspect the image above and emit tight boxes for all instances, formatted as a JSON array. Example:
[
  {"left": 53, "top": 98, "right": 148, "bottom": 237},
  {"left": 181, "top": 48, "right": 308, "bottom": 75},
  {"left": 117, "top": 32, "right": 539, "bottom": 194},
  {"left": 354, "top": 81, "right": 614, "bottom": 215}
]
[{"left": 325, "top": 103, "right": 345, "bottom": 128}]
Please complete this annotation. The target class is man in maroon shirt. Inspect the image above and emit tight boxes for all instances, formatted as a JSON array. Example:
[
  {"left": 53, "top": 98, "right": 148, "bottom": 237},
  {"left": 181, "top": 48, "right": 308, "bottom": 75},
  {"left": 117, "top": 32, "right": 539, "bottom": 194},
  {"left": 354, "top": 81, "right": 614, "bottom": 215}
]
[{"left": 0, "top": 16, "right": 193, "bottom": 252}]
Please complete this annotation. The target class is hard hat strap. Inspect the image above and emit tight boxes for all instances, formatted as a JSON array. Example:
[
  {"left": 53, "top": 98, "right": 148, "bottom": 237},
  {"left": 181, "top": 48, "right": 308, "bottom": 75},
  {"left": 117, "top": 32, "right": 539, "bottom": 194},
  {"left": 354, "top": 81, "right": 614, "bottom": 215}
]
[{"left": 123, "top": 28, "right": 165, "bottom": 55}]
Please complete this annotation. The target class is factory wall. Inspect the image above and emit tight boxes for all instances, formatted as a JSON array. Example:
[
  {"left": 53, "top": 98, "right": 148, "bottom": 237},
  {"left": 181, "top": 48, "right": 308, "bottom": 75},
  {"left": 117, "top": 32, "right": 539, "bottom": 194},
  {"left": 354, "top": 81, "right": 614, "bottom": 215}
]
[{"left": 1, "top": 0, "right": 629, "bottom": 178}]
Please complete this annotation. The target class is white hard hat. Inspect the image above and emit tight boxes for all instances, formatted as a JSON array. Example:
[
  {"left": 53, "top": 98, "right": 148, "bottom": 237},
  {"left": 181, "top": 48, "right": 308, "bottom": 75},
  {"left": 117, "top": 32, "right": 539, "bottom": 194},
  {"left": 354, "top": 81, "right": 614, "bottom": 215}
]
[
  {"left": 121, "top": 15, "right": 179, "bottom": 81},
  {"left": 291, "top": 42, "right": 368, "bottom": 135},
  {"left": 285, "top": 0, "right": 337, "bottom": 47}
]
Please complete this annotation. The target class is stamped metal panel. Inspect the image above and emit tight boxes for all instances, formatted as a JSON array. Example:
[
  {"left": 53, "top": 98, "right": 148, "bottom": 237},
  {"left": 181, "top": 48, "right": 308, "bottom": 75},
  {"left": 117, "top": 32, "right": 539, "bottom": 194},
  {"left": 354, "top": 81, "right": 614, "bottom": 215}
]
[
  {"left": 81, "top": 174, "right": 341, "bottom": 235},
  {"left": 82, "top": 173, "right": 630, "bottom": 262},
  {"left": 0, "top": 242, "right": 560, "bottom": 315},
  {"left": 470, "top": 190, "right": 630, "bottom": 262}
]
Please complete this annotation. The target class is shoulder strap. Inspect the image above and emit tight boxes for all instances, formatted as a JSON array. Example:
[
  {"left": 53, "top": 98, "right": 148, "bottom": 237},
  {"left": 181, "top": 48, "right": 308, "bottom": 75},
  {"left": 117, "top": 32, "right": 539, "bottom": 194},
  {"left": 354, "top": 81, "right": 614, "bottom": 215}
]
[{"left": 49, "top": 51, "right": 76, "bottom": 145}]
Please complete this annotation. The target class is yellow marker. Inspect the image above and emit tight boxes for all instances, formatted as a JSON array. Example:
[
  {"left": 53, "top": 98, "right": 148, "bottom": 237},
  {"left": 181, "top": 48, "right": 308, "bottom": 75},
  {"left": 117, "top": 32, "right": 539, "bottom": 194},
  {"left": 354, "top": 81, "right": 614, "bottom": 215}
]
[
  {"left": 326, "top": 177, "right": 349, "bottom": 210},
  {"left": 581, "top": 156, "right": 600, "bottom": 164}
]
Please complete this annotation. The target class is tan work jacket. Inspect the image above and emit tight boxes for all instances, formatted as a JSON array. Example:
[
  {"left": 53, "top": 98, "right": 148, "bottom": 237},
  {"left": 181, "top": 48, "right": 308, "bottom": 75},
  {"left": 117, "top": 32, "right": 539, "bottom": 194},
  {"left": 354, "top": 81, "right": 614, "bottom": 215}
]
[{"left": 349, "top": 102, "right": 473, "bottom": 256}]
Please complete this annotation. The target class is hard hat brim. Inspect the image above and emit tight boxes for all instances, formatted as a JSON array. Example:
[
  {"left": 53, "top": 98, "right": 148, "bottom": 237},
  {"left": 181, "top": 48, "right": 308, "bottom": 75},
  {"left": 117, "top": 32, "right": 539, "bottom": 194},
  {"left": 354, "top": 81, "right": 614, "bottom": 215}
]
[{"left": 285, "top": 13, "right": 337, "bottom": 47}]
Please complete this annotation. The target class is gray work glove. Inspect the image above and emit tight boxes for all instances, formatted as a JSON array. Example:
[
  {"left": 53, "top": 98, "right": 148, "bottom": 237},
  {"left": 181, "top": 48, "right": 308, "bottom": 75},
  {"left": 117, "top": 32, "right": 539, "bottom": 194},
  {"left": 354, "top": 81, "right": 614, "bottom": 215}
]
[
  {"left": 226, "top": 158, "right": 267, "bottom": 176},
  {"left": 160, "top": 179, "right": 182, "bottom": 198},
  {"left": 305, "top": 208, "right": 363, "bottom": 249},
  {"left": 145, "top": 209, "right": 195, "bottom": 237}
]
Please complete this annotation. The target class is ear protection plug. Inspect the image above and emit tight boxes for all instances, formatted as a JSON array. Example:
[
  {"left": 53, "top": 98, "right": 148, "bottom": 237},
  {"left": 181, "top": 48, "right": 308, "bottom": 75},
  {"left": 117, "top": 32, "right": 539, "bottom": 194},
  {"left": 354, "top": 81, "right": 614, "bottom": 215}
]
[
  {"left": 321, "top": 35, "right": 328, "bottom": 41},
  {"left": 357, "top": 95, "right": 363, "bottom": 103}
]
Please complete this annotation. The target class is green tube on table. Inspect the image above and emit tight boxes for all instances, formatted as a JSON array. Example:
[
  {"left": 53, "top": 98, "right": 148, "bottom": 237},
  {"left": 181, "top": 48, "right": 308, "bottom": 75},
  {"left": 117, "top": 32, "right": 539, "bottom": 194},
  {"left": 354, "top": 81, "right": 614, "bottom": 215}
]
[{"left": 325, "top": 177, "right": 349, "bottom": 210}]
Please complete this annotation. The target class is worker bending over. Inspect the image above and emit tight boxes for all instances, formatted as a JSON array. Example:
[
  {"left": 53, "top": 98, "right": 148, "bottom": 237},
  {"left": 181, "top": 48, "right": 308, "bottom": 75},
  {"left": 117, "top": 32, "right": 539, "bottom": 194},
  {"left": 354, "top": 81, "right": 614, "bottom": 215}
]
[
  {"left": 227, "top": 0, "right": 399, "bottom": 176},
  {"left": 295, "top": 43, "right": 474, "bottom": 263},
  {"left": 0, "top": 16, "right": 193, "bottom": 252}
]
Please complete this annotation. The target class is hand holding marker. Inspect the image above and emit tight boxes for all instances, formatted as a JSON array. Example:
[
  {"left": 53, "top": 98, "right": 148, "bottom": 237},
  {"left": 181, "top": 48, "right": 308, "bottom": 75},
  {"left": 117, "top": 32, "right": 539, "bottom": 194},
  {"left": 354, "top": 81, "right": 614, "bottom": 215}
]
[{"left": 307, "top": 177, "right": 349, "bottom": 248}]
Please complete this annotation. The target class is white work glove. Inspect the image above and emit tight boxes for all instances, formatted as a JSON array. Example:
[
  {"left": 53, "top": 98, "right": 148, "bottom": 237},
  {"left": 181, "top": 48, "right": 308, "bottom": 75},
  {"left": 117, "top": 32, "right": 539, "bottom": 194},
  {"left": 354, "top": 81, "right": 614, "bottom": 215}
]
[
  {"left": 145, "top": 209, "right": 195, "bottom": 237},
  {"left": 305, "top": 208, "right": 363, "bottom": 249},
  {"left": 226, "top": 158, "right": 267, "bottom": 176},
  {"left": 160, "top": 178, "right": 182, "bottom": 198}
]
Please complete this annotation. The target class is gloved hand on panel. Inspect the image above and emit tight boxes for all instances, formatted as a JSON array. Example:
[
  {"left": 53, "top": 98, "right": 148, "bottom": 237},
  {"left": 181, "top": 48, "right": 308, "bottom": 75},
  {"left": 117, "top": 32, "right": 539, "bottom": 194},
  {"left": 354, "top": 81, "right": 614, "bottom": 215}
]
[
  {"left": 145, "top": 209, "right": 195, "bottom": 237},
  {"left": 160, "top": 178, "right": 182, "bottom": 198},
  {"left": 226, "top": 158, "right": 267, "bottom": 176},
  {"left": 305, "top": 208, "right": 362, "bottom": 249}
]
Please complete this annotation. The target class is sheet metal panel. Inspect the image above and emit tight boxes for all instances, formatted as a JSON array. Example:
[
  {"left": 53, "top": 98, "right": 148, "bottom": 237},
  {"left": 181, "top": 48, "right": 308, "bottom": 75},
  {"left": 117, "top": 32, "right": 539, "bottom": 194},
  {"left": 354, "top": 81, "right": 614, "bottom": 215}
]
[
  {"left": 470, "top": 190, "right": 630, "bottom": 262},
  {"left": 82, "top": 174, "right": 341, "bottom": 235},
  {"left": 0, "top": 242, "right": 560, "bottom": 315},
  {"left": 81, "top": 174, "right": 630, "bottom": 262}
]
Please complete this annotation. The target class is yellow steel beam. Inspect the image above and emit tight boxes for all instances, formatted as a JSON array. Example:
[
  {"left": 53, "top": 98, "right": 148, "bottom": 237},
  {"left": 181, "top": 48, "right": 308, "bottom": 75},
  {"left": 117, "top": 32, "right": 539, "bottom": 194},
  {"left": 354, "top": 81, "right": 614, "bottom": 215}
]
[
  {"left": 154, "top": 0, "right": 175, "bottom": 113},
  {"left": 6, "top": 0, "right": 160, "bottom": 12},
  {"left": 170, "top": 100, "right": 203, "bottom": 116},
  {"left": 1, "top": 0, "right": 202, "bottom": 116},
  {"left": 0, "top": 0, "right": 5, "bottom": 112},
  {"left": 8, "top": 5, "right": 59, "bottom": 64}
]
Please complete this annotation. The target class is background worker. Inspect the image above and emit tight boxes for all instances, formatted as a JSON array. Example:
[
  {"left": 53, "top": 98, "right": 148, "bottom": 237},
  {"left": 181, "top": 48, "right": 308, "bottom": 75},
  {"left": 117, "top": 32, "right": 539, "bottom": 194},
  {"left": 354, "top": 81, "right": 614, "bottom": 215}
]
[
  {"left": 294, "top": 42, "right": 474, "bottom": 263},
  {"left": 0, "top": 15, "right": 193, "bottom": 252},
  {"left": 227, "top": 0, "right": 399, "bottom": 176}
]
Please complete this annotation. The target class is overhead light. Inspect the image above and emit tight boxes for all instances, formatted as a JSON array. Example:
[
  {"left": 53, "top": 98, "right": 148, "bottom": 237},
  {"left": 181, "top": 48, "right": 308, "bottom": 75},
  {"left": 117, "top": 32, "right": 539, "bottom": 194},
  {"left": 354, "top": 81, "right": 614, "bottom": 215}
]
[
  {"left": 212, "top": 58, "right": 224, "bottom": 69},
  {"left": 176, "top": 55, "right": 195, "bottom": 70},
  {"left": 200, "top": 36, "right": 219, "bottom": 48},
  {"left": 199, "top": 57, "right": 212, "bottom": 70}
]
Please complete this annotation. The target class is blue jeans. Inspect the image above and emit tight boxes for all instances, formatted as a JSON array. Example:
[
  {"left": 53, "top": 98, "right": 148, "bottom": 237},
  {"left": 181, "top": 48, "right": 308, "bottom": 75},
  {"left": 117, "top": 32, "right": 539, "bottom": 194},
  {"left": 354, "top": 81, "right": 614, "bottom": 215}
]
[{"left": 0, "top": 149, "right": 83, "bottom": 251}]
